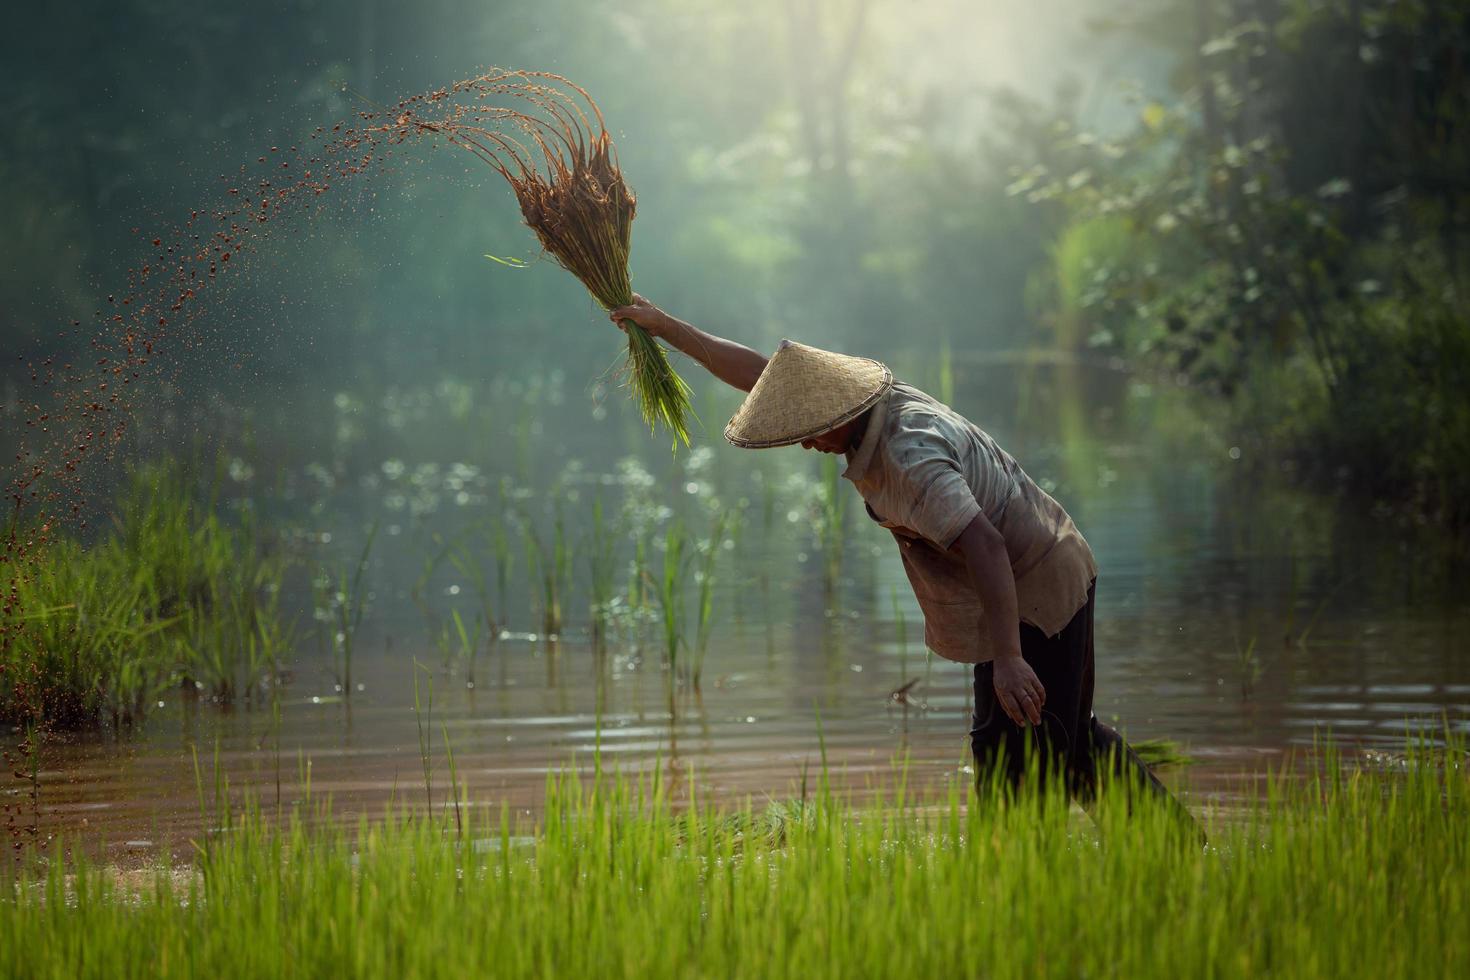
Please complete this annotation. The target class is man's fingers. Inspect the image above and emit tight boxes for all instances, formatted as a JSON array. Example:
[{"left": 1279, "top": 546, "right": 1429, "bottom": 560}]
[
  {"left": 1024, "top": 676, "right": 1045, "bottom": 724},
  {"left": 998, "top": 682, "right": 1042, "bottom": 726},
  {"left": 1023, "top": 692, "right": 1042, "bottom": 726},
  {"left": 998, "top": 690, "right": 1027, "bottom": 727}
]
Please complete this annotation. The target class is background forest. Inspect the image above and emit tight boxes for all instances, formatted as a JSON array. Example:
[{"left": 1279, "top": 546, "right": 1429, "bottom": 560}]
[{"left": 2, "top": 0, "right": 1467, "bottom": 532}]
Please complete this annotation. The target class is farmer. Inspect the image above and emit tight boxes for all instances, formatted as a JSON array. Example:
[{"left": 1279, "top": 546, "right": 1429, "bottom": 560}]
[{"left": 611, "top": 295, "right": 1195, "bottom": 823}]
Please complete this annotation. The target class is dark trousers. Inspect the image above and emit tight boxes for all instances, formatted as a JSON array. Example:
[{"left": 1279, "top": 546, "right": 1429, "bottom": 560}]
[{"left": 970, "top": 582, "right": 1192, "bottom": 824}]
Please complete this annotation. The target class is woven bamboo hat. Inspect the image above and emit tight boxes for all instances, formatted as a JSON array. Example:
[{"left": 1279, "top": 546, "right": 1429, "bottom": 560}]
[{"left": 724, "top": 340, "right": 893, "bottom": 449}]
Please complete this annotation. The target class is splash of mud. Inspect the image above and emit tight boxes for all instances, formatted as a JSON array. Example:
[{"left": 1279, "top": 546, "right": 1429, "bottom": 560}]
[{"left": 0, "top": 68, "right": 625, "bottom": 849}]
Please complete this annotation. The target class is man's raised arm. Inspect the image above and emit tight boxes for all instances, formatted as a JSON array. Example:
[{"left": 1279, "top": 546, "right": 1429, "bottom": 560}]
[{"left": 609, "top": 295, "right": 768, "bottom": 393}]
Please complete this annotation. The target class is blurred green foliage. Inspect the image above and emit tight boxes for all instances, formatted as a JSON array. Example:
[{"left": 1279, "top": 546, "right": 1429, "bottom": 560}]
[
  {"left": 0, "top": 1, "right": 1080, "bottom": 379},
  {"left": 1019, "top": 0, "right": 1470, "bottom": 527},
  {"left": 1, "top": 0, "right": 1465, "bottom": 528}
]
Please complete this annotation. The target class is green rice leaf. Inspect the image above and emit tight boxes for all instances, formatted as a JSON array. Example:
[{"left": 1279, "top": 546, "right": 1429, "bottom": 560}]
[{"left": 483, "top": 253, "right": 530, "bottom": 268}]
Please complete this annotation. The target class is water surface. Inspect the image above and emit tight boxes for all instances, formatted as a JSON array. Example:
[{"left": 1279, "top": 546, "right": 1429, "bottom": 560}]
[{"left": 17, "top": 357, "right": 1470, "bottom": 856}]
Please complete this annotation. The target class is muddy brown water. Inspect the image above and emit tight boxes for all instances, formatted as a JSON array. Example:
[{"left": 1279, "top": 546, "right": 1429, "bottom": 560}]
[{"left": 10, "top": 359, "right": 1470, "bottom": 861}]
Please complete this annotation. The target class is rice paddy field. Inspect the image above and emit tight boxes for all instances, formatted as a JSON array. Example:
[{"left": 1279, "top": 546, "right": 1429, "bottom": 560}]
[
  {"left": 4, "top": 10, "right": 1470, "bottom": 974},
  {"left": 2, "top": 358, "right": 1467, "bottom": 977},
  {"left": 3, "top": 740, "right": 1467, "bottom": 978}
]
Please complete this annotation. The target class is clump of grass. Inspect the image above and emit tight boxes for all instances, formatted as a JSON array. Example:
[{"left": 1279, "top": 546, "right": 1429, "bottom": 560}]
[
  {"left": 1131, "top": 738, "right": 1196, "bottom": 770},
  {"left": 431, "top": 618, "right": 455, "bottom": 672},
  {"left": 586, "top": 495, "right": 619, "bottom": 650},
  {"left": 890, "top": 585, "right": 918, "bottom": 706},
  {"left": 1, "top": 457, "right": 293, "bottom": 729},
  {"left": 408, "top": 532, "right": 452, "bottom": 640},
  {"left": 442, "top": 722, "right": 464, "bottom": 840},
  {"left": 4, "top": 734, "right": 1468, "bottom": 977},
  {"left": 412, "top": 660, "right": 435, "bottom": 815},
  {"left": 449, "top": 608, "right": 483, "bottom": 688},
  {"left": 488, "top": 515, "right": 515, "bottom": 636},
  {"left": 447, "top": 531, "right": 497, "bottom": 639},
  {"left": 312, "top": 522, "right": 377, "bottom": 699},
  {"left": 1237, "top": 633, "right": 1263, "bottom": 698},
  {"left": 816, "top": 454, "right": 846, "bottom": 591},
  {"left": 409, "top": 71, "right": 692, "bottom": 446},
  {"left": 522, "top": 504, "right": 570, "bottom": 639},
  {"left": 690, "top": 510, "right": 729, "bottom": 691},
  {"left": 656, "top": 520, "right": 686, "bottom": 716},
  {"left": 172, "top": 560, "right": 295, "bottom": 706},
  {"left": 627, "top": 528, "right": 651, "bottom": 620},
  {"left": 414, "top": 518, "right": 512, "bottom": 680}
]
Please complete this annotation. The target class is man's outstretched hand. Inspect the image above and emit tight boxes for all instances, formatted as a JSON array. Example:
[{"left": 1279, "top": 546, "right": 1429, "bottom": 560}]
[
  {"left": 609, "top": 294, "right": 671, "bottom": 340},
  {"left": 992, "top": 653, "right": 1046, "bottom": 727}
]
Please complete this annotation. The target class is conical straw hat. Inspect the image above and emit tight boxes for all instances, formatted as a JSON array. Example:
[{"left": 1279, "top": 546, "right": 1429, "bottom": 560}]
[{"left": 724, "top": 340, "right": 893, "bottom": 448}]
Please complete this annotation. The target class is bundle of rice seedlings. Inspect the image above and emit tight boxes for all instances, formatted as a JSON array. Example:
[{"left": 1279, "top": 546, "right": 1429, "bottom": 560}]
[{"left": 410, "top": 71, "right": 691, "bottom": 446}]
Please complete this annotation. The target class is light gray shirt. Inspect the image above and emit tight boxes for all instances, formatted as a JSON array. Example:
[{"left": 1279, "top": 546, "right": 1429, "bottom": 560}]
[{"left": 843, "top": 383, "right": 1097, "bottom": 663}]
